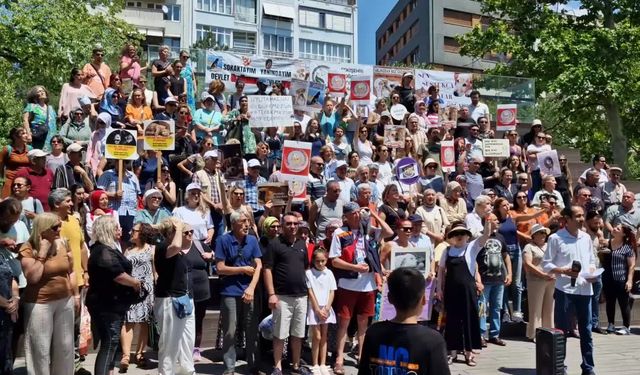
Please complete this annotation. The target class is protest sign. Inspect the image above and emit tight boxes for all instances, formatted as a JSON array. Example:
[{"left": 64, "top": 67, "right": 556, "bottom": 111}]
[
  {"left": 205, "top": 51, "right": 305, "bottom": 91},
  {"left": 349, "top": 75, "right": 371, "bottom": 105},
  {"left": 143, "top": 120, "right": 175, "bottom": 151},
  {"left": 258, "top": 183, "right": 289, "bottom": 206},
  {"left": 538, "top": 149, "right": 562, "bottom": 177},
  {"left": 288, "top": 180, "right": 307, "bottom": 203},
  {"left": 372, "top": 66, "right": 414, "bottom": 99},
  {"left": 281, "top": 140, "right": 312, "bottom": 182},
  {"left": 290, "top": 78, "right": 309, "bottom": 111},
  {"left": 440, "top": 140, "right": 456, "bottom": 172},
  {"left": 414, "top": 69, "right": 474, "bottom": 107},
  {"left": 105, "top": 129, "right": 138, "bottom": 160},
  {"left": 248, "top": 96, "right": 294, "bottom": 128},
  {"left": 306, "top": 81, "right": 325, "bottom": 112},
  {"left": 496, "top": 104, "right": 517, "bottom": 131},
  {"left": 396, "top": 157, "right": 420, "bottom": 185},
  {"left": 217, "top": 143, "right": 244, "bottom": 181},
  {"left": 482, "top": 139, "right": 510, "bottom": 158},
  {"left": 390, "top": 104, "right": 408, "bottom": 122},
  {"left": 383, "top": 125, "right": 407, "bottom": 149},
  {"left": 327, "top": 72, "right": 347, "bottom": 96}
]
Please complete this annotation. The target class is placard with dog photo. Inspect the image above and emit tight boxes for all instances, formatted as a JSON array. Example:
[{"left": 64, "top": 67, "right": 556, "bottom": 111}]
[{"left": 217, "top": 143, "right": 244, "bottom": 181}]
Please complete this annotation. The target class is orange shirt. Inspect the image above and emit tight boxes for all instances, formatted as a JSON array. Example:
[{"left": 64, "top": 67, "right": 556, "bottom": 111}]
[
  {"left": 125, "top": 103, "right": 152, "bottom": 123},
  {"left": 19, "top": 241, "right": 73, "bottom": 303},
  {"left": 82, "top": 62, "right": 112, "bottom": 99}
]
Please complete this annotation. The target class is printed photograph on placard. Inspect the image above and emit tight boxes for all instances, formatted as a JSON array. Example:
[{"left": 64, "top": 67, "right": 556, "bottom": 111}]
[
  {"left": 217, "top": 143, "right": 244, "bottom": 181},
  {"left": 105, "top": 129, "right": 139, "bottom": 160},
  {"left": 258, "top": 183, "right": 289, "bottom": 206},
  {"left": 143, "top": 120, "right": 175, "bottom": 151},
  {"left": 389, "top": 248, "right": 430, "bottom": 277},
  {"left": 383, "top": 125, "right": 407, "bottom": 149},
  {"left": 306, "top": 81, "right": 325, "bottom": 112}
]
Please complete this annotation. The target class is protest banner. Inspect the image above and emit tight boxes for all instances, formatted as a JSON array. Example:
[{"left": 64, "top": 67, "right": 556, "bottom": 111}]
[
  {"left": 258, "top": 183, "right": 289, "bottom": 206},
  {"left": 327, "top": 72, "right": 347, "bottom": 96},
  {"left": 440, "top": 140, "right": 456, "bottom": 172},
  {"left": 383, "top": 125, "right": 407, "bottom": 149},
  {"left": 248, "top": 96, "right": 294, "bottom": 128},
  {"left": 396, "top": 157, "right": 420, "bottom": 185},
  {"left": 538, "top": 149, "right": 562, "bottom": 177},
  {"left": 217, "top": 143, "right": 244, "bottom": 181},
  {"left": 288, "top": 180, "right": 307, "bottom": 203},
  {"left": 205, "top": 50, "right": 306, "bottom": 91},
  {"left": 143, "top": 120, "right": 175, "bottom": 151},
  {"left": 349, "top": 75, "right": 371, "bottom": 105},
  {"left": 281, "top": 140, "right": 312, "bottom": 182},
  {"left": 414, "top": 69, "right": 474, "bottom": 107},
  {"left": 372, "top": 66, "right": 414, "bottom": 99},
  {"left": 105, "top": 129, "right": 138, "bottom": 161},
  {"left": 482, "top": 138, "right": 510, "bottom": 158},
  {"left": 306, "top": 81, "right": 325, "bottom": 112},
  {"left": 496, "top": 104, "right": 517, "bottom": 131},
  {"left": 290, "top": 78, "right": 309, "bottom": 111}
]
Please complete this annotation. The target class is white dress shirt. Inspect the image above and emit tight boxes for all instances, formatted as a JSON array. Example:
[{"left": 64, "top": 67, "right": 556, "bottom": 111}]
[{"left": 542, "top": 228, "right": 596, "bottom": 296}]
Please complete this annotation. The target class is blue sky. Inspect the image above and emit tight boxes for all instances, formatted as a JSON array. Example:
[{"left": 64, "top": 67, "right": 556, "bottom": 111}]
[
  {"left": 356, "top": 1, "right": 585, "bottom": 65},
  {"left": 358, "top": 0, "right": 397, "bottom": 64}
]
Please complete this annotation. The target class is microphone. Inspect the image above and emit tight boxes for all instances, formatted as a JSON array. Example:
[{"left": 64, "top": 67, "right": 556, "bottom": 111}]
[{"left": 571, "top": 260, "right": 582, "bottom": 287}]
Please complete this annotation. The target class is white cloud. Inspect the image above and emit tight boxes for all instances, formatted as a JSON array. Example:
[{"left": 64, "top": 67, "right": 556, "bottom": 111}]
[{"left": 551, "top": 1, "right": 588, "bottom": 17}]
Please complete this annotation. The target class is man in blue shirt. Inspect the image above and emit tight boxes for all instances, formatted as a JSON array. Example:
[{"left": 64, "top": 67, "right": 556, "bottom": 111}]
[{"left": 215, "top": 211, "right": 262, "bottom": 375}]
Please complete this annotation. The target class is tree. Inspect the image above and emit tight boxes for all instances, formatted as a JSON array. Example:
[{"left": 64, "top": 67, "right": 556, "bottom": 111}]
[
  {"left": 457, "top": 0, "right": 640, "bottom": 174},
  {"left": 0, "top": 0, "right": 140, "bottom": 139}
]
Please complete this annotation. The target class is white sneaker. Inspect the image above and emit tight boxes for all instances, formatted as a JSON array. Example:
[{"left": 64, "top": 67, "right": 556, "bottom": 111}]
[
  {"left": 319, "top": 365, "right": 332, "bottom": 375},
  {"left": 615, "top": 327, "right": 630, "bottom": 335},
  {"left": 311, "top": 365, "right": 322, "bottom": 375}
]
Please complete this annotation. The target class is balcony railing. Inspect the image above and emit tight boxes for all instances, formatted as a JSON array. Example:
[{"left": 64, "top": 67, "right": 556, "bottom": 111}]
[
  {"left": 235, "top": 11, "right": 257, "bottom": 24},
  {"left": 263, "top": 50, "right": 294, "bottom": 58}
]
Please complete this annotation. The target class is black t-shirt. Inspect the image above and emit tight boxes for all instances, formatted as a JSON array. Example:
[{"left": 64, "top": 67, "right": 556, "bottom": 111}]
[
  {"left": 86, "top": 242, "right": 134, "bottom": 313},
  {"left": 263, "top": 235, "right": 308, "bottom": 296},
  {"left": 183, "top": 243, "right": 211, "bottom": 302},
  {"left": 358, "top": 321, "right": 450, "bottom": 375},
  {"left": 476, "top": 232, "right": 509, "bottom": 283},
  {"left": 154, "top": 242, "right": 192, "bottom": 298}
]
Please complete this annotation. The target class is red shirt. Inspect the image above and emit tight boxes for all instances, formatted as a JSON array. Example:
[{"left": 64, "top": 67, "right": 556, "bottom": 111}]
[{"left": 15, "top": 167, "right": 54, "bottom": 211}]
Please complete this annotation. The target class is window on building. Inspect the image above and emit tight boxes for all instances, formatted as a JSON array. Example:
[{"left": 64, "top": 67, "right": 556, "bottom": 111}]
[
  {"left": 263, "top": 34, "right": 293, "bottom": 56},
  {"left": 299, "top": 39, "right": 351, "bottom": 63},
  {"left": 444, "top": 37, "right": 461, "bottom": 53},
  {"left": 235, "top": 0, "right": 257, "bottom": 23},
  {"left": 300, "top": 8, "right": 352, "bottom": 32},
  {"left": 163, "top": 5, "right": 181, "bottom": 21},
  {"left": 299, "top": 9, "right": 320, "bottom": 28},
  {"left": 443, "top": 8, "right": 473, "bottom": 27},
  {"left": 196, "top": 25, "right": 233, "bottom": 47},
  {"left": 197, "top": 0, "right": 233, "bottom": 15},
  {"left": 126, "top": 1, "right": 142, "bottom": 7},
  {"left": 232, "top": 31, "right": 257, "bottom": 54},
  {"left": 409, "top": 47, "right": 419, "bottom": 64}
]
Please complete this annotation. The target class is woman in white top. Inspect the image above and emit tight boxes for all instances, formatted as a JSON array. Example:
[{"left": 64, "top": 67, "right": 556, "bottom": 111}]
[
  {"left": 415, "top": 189, "right": 450, "bottom": 244},
  {"left": 329, "top": 127, "right": 351, "bottom": 162},
  {"left": 373, "top": 144, "right": 394, "bottom": 184},
  {"left": 172, "top": 183, "right": 214, "bottom": 246},
  {"left": 352, "top": 124, "right": 374, "bottom": 166}
]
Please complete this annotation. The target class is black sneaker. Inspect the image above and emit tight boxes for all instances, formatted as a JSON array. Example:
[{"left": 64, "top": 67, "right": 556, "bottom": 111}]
[
  {"left": 292, "top": 366, "right": 313, "bottom": 375},
  {"left": 75, "top": 368, "right": 92, "bottom": 375}
]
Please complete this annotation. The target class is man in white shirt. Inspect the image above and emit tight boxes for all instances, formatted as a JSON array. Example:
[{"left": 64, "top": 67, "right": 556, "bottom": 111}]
[
  {"left": 601, "top": 166, "right": 626, "bottom": 208},
  {"left": 579, "top": 155, "right": 609, "bottom": 185},
  {"left": 468, "top": 90, "right": 491, "bottom": 123},
  {"left": 526, "top": 131, "right": 552, "bottom": 193},
  {"left": 331, "top": 161, "right": 354, "bottom": 204},
  {"left": 543, "top": 206, "right": 597, "bottom": 375}
]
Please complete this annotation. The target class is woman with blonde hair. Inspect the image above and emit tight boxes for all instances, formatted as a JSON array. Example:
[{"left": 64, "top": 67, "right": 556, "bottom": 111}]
[
  {"left": 153, "top": 217, "right": 196, "bottom": 375},
  {"left": 18, "top": 213, "right": 79, "bottom": 375},
  {"left": 87, "top": 215, "right": 141, "bottom": 375},
  {"left": 125, "top": 88, "right": 152, "bottom": 134},
  {"left": 222, "top": 183, "right": 259, "bottom": 236},
  {"left": 172, "top": 183, "right": 214, "bottom": 249},
  {"left": 523, "top": 224, "right": 555, "bottom": 341},
  {"left": 206, "top": 79, "right": 227, "bottom": 115}
]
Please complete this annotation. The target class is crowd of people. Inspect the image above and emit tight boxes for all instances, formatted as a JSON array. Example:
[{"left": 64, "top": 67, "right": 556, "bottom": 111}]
[{"left": 0, "top": 42, "right": 638, "bottom": 375}]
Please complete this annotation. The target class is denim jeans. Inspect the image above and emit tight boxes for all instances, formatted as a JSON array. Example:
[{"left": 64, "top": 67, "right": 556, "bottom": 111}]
[
  {"left": 479, "top": 282, "right": 505, "bottom": 339},
  {"left": 554, "top": 289, "right": 594, "bottom": 372},
  {"left": 503, "top": 245, "right": 522, "bottom": 314},
  {"left": 92, "top": 311, "right": 125, "bottom": 375},
  {"left": 591, "top": 276, "right": 602, "bottom": 328}
]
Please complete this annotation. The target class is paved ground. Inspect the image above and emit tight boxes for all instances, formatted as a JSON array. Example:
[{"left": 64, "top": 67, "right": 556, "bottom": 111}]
[{"left": 14, "top": 316, "right": 640, "bottom": 375}]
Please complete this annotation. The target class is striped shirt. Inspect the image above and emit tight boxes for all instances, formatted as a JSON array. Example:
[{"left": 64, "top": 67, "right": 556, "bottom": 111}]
[{"left": 607, "top": 243, "right": 634, "bottom": 282}]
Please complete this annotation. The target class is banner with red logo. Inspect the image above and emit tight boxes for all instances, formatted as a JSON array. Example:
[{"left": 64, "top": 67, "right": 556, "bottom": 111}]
[
  {"left": 349, "top": 75, "right": 371, "bottom": 105},
  {"left": 496, "top": 104, "right": 517, "bottom": 131},
  {"left": 281, "top": 140, "right": 312, "bottom": 182},
  {"left": 328, "top": 73, "right": 347, "bottom": 96},
  {"left": 440, "top": 140, "right": 456, "bottom": 172}
]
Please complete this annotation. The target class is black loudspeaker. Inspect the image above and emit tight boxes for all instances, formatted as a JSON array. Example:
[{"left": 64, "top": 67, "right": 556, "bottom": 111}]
[{"left": 536, "top": 328, "right": 566, "bottom": 375}]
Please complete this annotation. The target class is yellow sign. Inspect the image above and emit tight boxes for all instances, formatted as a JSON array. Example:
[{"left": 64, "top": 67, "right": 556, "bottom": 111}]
[
  {"left": 105, "top": 129, "right": 139, "bottom": 160},
  {"left": 143, "top": 120, "right": 175, "bottom": 151}
]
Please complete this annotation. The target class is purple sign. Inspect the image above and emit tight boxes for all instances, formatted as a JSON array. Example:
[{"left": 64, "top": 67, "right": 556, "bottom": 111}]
[
  {"left": 379, "top": 279, "right": 434, "bottom": 321},
  {"left": 395, "top": 157, "right": 420, "bottom": 185}
]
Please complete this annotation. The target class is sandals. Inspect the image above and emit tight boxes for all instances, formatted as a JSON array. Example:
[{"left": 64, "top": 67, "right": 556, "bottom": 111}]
[
  {"left": 135, "top": 353, "right": 149, "bottom": 369},
  {"left": 465, "top": 353, "right": 477, "bottom": 367},
  {"left": 119, "top": 355, "right": 130, "bottom": 373},
  {"left": 333, "top": 363, "right": 345, "bottom": 375}
]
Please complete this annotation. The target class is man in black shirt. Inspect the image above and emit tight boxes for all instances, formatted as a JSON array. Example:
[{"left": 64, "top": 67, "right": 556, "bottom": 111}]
[
  {"left": 263, "top": 213, "right": 311, "bottom": 375},
  {"left": 358, "top": 268, "right": 450, "bottom": 375},
  {"left": 476, "top": 214, "right": 512, "bottom": 347}
]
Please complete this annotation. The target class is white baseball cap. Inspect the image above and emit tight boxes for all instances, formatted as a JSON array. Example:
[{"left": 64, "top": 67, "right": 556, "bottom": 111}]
[{"left": 247, "top": 159, "right": 261, "bottom": 168}]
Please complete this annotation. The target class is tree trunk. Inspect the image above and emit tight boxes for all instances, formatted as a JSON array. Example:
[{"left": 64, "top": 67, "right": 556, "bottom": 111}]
[{"left": 605, "top": 100, "right": 628, "bottom": 175}]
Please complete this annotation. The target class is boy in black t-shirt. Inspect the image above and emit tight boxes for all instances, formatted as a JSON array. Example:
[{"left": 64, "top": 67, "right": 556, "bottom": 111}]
[{"left": 358, "top": 268, "right": 451, "bottom": 375}]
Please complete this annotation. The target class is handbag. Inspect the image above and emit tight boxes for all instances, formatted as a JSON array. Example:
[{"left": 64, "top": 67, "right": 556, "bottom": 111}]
[
  {"left": 171, "top": 294, "right": 193, "bottom": 319},
  {"left": 29, "top": 108, "right": 50, "bottom": 142}
]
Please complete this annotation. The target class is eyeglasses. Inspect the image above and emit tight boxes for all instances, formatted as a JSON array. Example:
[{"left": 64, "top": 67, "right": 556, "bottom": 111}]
[
  {"left": 73, "top": 112, "right": 84, "bottom": 116},
  {"left": 314, "top": 163, "right": 325, "bottom": 168},
  {"left": 49, "top": 224, "right": 62, "bottom": 232},
  {"left": 559, "top": 159, "right": 567, "bottom": 162},
  {"left": 51, "top": 140, "right": 61, "bottom": 144},
  {"left": 233, "top": 192, "right": 244, "bottom": 196},
  {"left": 598, "top": 159, "right": 606, "bottom": 163},
  {"left": 537, "top": 136, "right": 546, "bottom": 140},
  {"left": 581, "top": 194, "right": 592, "bottom": 197},
  {"left": 149, "top": 196, "right": 162, "bottom": 200},
  {"left": 400, "top": 227, "right": 412, "bottom": 232},
  {"left": 12, "top": 183, "right": 25, "bottom": 188},
  {"left": 516, "top": 196, "right": 527, "bottom": 199},
  {"left": 179, "top": 111, "right": 189, "bottom": 115},
  {"left": 95, "top": 53, "right": 104, "bottom": 57},
  {"left": 139, "top": 80, "right": 147, "bottom": 84},
  {"left": 183, "top": 230, "right": 194, "bottom": 235},
  {"left": 270, "top": 225, "right": 281, "bottom": 229},
  {"left": 426, "top": 165, "right": 437, "bottom": 169},
  {"left": 549, "top": 202, "right": 557, "bottom": 205}
]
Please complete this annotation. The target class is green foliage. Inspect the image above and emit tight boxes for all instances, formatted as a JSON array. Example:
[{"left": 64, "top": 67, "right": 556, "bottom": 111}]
[
  {"left": 457, "top": 0, "right": 640, "bottom": 175},
  {"left": 0, "top": 0, "right": 140, "bottom": 139}
]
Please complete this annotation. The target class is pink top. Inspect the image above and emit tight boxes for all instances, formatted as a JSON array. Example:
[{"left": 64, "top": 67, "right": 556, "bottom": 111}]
[
  {"left": 119, "top": 55, "right": 142, "bottom": 85},
  {"left": 58, "top": 83, "right": 95, "bottom": 118}
]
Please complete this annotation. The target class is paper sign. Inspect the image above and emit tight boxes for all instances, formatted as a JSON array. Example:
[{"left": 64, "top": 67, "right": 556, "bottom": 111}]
[
  {"left": 379, "top": 279, "right": 434, "bottom": 321},
  {"left": 290, "top": 78, "right": 309, "bottom": 111},
  {"left": 440, "top": 140, "right": 455, "bottom": 172},
  {"left": 306, "top": 81, "right": 325, "bottom": 112},
  {"left": 482, "top": 139, "right": 510, "bottom": 158},
  {"left": 143, "top": 120, "right": 175, "bottom": 151},
  {"left": 328, "top": 73, "right": 347, "bottom": 96},
  {"left": 349, "top": 75, "right": 371, "bottom": 105},
  {"left": 248, "top": 96, "right": 293, "bottom": 128},
  {"left": 105, "top": 129, "right": 138, "bottom": 160},
  {"left": 258, "top": 183, "right": 289, "bottom": 206},
  {"left": 395, "top": 157, "right": 420, "bottom": 185},
  {"left": 496, "top": 104, "right": 517, "bottom": 131},
  {"left": 217, "top": 144, "right": 244, "bottom": 181},
  {"left": 383, "top": 125, "right": 407, "bottom": 149},
  {"left": 281, "top": 140, "right": 312, "bottom": 182},
  {"left": 289, "top": 180, "right": 307, "bottom": 202},
  {"left": 390, "top": 104, "right": 408, "bottom": 121},
  {"left": 538, "top": 149, "right": 561, "bottom": 177}
]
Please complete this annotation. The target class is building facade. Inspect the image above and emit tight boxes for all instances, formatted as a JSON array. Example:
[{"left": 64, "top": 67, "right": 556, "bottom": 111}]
[
  {"left": 119, "top": 0, "right": 358, "bottom": 63},
  {"left": 376, "top": 0, "right": 498, "bottom": 72}
]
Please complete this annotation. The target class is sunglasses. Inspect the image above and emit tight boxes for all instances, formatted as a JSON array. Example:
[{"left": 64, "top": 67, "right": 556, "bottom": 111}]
[
  {"left": 179, "top": 111, "right": 190, "bottom": 115},
  {"left": 49, "top": 224, "right": 62, "bottom": 232},
  {"left": 139, "top": 80, "right": 147, "bottom": 84},
  {"left": 270, "top": 225, "right": 281, "bottom": 229},
  {"left": 95, "top": 53, "right": 104, "bottom": 57},
  {"left": 51, "top": 140, "right": 61, "bottom": 144},
  {"left": 314, "top": 163, "right": 325, "bottom": 168},
  {"left": 12, "top": 183, "right": 26, "bottom": 188},
  {"left": 183, "top": 230, "right": 194, "bottom": 235},
  {"left": 400, "top": 227, "right": 412, "bottom": 232},
  {"left": 517, "top": 196, "right": 527, "bottom": 199},
  {"left": 233, "top": 192, "right": 244, "bottom": 196},
  {"left": 537, "top": 136, "right": 546, "bottom": 140}
]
